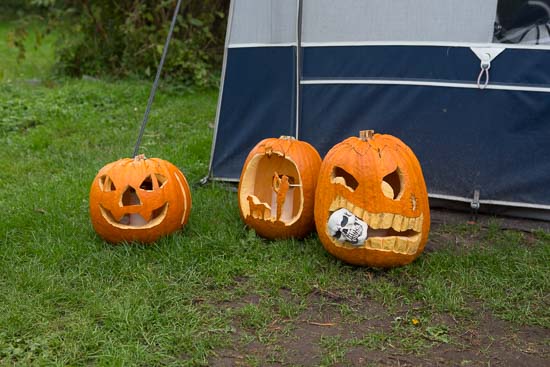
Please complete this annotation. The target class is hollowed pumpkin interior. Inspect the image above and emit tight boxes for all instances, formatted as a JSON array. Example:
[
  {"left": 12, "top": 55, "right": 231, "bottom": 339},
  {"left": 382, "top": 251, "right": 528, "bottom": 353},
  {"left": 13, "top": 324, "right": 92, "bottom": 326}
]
[
  {"left": 100, "top": 203, "right": 169, "bottom": 229},
  {"left": 240, "top": 153, "right": 303, "bottom": 225},
  {"left": 98, "top": 174, "right": 170, "bottom": 229}
]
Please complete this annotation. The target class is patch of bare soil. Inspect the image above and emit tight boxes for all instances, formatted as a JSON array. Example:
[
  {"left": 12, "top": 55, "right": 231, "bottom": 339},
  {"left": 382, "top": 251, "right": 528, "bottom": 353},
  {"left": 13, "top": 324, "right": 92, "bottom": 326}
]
[
  {"left": 365, "top": 314, "right": 549, "bottom": 367},
  {"left": 209, "top": 211, "right": 549, "bottom": 366},
  {"left": 210, "top": 291, "right": 549, "bottom": 366}
]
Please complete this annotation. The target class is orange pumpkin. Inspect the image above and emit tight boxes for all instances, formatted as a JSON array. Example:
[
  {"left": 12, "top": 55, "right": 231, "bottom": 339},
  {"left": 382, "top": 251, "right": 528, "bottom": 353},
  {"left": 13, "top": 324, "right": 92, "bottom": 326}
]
[
  {"left": 314, "top": 130, "right": 430, "bottom": 267},
  {"left": 89, "top": 155, "right": 191, "bottom": 244},
  {"left": 238, "top": 136, "right": 322, "bottom": 239}
]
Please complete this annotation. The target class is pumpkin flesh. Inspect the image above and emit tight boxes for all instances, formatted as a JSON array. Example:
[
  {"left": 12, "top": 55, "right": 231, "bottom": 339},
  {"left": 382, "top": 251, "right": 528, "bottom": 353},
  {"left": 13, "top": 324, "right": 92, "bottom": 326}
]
[
  {"left": 90, "top": 156, "right": 191, "bottom": 244},
  {"left": 315, "top": 132, "right": 430, "bottom": 267},
  {"left": 238, "top": 136, "right": 321, "bottom": 239}
]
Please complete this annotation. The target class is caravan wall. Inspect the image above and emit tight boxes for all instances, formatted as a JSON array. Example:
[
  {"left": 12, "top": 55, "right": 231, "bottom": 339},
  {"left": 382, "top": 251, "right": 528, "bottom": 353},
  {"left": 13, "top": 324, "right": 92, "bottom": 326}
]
[{"left": 210, "top": 0, "right": 550, "bottom": 219}]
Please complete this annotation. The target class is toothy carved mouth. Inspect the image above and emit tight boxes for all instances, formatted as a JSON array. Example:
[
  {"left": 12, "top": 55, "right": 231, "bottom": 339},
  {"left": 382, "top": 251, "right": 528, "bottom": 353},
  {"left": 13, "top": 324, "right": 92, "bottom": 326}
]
[
  {"left": 99, "top": 203, "right": 169, "bottom": 229},
  {"left": 328, "top": 196, "right": 423, "bottom": 255}
]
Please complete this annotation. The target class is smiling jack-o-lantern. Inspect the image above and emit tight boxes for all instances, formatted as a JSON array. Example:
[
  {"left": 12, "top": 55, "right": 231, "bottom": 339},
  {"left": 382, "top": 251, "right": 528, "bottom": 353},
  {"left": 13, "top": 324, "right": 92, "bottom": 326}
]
[
  {"left": 238, "top": 136, "right": 322, "bottom": 239},
  {"left": 89, "top": 155, "right": 191, "bottom": 244},
  {"left": 314, "top": 130, "right": 430, "bottom": 267}
]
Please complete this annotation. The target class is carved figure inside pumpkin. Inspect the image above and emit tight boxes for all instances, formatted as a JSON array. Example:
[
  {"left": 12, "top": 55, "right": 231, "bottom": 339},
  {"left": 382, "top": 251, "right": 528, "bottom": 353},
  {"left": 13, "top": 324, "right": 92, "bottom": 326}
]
[
  {"left": 241, "top": 155, "right": 301, "bottom": 225},
  {"left": 238, "top": 136, "right": 321, "bottom": 239},
  {"left": 244, "top": 171, "right": 296, "bottom": 222}
]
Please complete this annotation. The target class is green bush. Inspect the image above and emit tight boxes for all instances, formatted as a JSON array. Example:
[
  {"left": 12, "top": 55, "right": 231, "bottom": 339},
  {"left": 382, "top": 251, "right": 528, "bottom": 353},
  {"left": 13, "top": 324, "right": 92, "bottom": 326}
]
[
  {"left": 1, "top": 0, "right": 55, "bottom": 19},
  {"left": 12, "top": 0, "right": 229, "bottom": 86}
]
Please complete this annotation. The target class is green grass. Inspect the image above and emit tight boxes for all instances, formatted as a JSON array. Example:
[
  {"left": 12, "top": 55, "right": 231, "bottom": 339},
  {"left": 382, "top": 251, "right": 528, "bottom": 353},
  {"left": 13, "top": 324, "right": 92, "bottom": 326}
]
[{"left": 1, "top": 19, "right": 549, "bottom": 366}]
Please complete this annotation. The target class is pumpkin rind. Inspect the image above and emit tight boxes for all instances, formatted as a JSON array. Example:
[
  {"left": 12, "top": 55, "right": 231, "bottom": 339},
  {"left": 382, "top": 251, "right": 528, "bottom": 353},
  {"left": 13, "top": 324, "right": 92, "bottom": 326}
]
[
  {"left": 89, "top": 156, "right": 191, "bottom": 244},
  {"left": 314, "top": 132, "right": 430, "bottom": 267},
  {"left": 238, "top": 136, "right": 322, "bottom": 239}
]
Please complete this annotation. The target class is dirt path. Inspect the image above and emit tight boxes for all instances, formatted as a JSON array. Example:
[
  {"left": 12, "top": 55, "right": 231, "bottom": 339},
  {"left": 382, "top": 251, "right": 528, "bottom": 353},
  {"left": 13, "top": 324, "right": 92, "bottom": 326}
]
[{"left": 208, "top": 210, "right": 549, "bottom": 366}]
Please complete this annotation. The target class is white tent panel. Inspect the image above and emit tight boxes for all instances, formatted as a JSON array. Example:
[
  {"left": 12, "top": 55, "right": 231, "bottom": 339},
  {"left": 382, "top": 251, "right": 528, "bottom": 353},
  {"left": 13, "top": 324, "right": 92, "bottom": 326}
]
[
  {"left": 302, "top": 0, "right": 499, "bottom": 44},
  {"left": 229, "top": 0, "right": 297, "bottom": 45}
]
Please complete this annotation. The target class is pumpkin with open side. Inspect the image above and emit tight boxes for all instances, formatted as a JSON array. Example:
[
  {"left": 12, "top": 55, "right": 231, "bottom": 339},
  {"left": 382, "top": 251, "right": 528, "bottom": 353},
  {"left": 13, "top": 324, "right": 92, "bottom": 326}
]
[
  {"left": 238, "top": 136, "right": 322, "bottom": 239},
  {"left": 314, "top": 130, "right": 430, "bottom": 267},
  {"left": 89, "top": 155, "right": 191, "bottom": 244}
]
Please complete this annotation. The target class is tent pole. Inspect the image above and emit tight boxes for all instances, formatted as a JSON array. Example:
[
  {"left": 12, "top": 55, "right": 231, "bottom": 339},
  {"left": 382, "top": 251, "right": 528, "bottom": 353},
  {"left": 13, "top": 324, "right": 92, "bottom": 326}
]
[
  {"left": 207, "top": 0, "right": 235, "bottom": 180},
  {"left": 295, "top": 0, "right": 303, "bottom": 139}
]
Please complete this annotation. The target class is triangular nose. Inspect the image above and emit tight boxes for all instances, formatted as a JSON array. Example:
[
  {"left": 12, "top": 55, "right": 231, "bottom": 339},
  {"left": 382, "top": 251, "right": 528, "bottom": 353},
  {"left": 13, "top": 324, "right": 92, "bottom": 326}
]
[{"left": 121, "top": 186, "right": 141, "bottom": 206}]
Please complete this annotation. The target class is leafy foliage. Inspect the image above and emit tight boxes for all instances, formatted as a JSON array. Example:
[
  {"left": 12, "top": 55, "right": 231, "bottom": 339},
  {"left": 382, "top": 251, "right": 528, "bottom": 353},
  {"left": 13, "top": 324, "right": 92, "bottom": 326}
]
[{"left": 8, "top": 0, "right": 229, "bottom": 86}]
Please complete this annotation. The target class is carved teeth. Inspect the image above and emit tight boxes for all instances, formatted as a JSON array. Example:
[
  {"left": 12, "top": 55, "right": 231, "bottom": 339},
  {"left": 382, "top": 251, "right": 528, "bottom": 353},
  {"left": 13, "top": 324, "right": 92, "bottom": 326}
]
[
  {"left": 340, "top": 196, "right": 347, "bottom": 208},
  {"left": 369, "top": 238, "right": 382, "bottom": 249},
  {"left": 382, "top": 237, "right": 395, "bottom": 251},
  {"left": 408, "top": 217, "right": 415, "bottom": 231},
  {"left": 396, "top": 237, "right": 408, "bottom": 253},
  {"left": 352, "top": 206, "right": 364, "bottom": 219},
  {"left": 372, "top": 213, "right": 384, "bottom": 229},
  {"left": 365, "top": 236, "right": 421, "bottom": 254},
  {"left": 327, "top": 196, "right": 424, "bottom": 255},
  {"left": 329, "top": 196, "right": 423, "bottom": 231},
  {"left": 392, "top": 215, "right": 403, "bottom": 232},
  {"left": 413, "top": 217, "right": 423, "bottom": 232},
  {"left": 401, "top": 217, "right": 410, "bottom": 232},
  {"left": 363, "top": 212, "right": 373, "bottom": 227},
  {"left": 381, "top": 213, "right": 394, "bottom": 229}
]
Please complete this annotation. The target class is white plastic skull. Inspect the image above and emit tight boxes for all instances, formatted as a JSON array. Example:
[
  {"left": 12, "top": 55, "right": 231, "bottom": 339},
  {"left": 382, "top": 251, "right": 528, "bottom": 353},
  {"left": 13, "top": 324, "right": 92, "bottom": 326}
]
[{"left": 327, "top": 208, "right": 368, "bottom": 246}]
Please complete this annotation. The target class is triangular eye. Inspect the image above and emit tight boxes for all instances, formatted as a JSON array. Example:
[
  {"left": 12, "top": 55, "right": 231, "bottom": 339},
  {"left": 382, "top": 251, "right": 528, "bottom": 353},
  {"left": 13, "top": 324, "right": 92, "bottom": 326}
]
[
  {"left": 331, "top": 166, "right": 359, "bottom": 191},
  {"left": 382, "top": 168, "right": 403, "bottom": 200},
  {"left": 155, "top": 174, "right": 168, "bottom": 188},
  {"left": 140, "top": 175, "right": 154, "bottom": 191},
  {"left": 99, "top": 175, "right": 116, "bottom": 192}
]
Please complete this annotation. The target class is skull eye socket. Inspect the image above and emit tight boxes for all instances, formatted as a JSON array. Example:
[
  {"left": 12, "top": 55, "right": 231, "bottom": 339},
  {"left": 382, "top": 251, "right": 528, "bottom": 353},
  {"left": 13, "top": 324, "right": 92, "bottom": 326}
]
[
  {"left": 382, "top": 168, "right": 403, "bottom": 200},
  {"left": 99, "top": 175, "right": 116, "bottom": 192},
  {"left": 340, "top": 215, "right": 349, "bottom": 227},
  {"left": 331, "top": 166, "right": 359, "bottom": 191}
]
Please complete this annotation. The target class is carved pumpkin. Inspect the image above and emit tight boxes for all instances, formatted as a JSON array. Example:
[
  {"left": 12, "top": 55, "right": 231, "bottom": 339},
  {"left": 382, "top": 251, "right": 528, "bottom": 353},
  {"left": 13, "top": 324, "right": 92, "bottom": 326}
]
[
  {"left": 89, "top": 155, "right": 191, "bottom": 244},
  {"left": 314, "top": 130, "right": 430, "bottom": 267},
  {"left": 238, "top": 136, "right": 322, "bottom": 239}
]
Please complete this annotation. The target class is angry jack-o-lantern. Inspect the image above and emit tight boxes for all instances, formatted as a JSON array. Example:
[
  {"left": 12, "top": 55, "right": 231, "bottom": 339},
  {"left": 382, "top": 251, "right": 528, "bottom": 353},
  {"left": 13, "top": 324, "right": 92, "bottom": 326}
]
[
  {"left": 314, "top": 131, "right": 430, "bottom": 267},
  {"left": 89, "top": 155, "right": 191, "bottom": 244},
  {"left": 238, "top": 136, "right": 322, "bottom": 239}
]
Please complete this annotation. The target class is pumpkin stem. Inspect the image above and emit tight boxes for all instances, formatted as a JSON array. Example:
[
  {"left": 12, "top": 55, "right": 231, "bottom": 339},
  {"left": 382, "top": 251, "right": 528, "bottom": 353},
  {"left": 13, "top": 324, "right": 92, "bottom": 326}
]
[
  {"left": 279, "top": 135, "right": 296, "bottom": 140},
  {"left": 359, "top": 130, "right": 375, "bottom": 141},
  {"left": 134, "top": 154, "right": 147, "bottom": 161}
]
